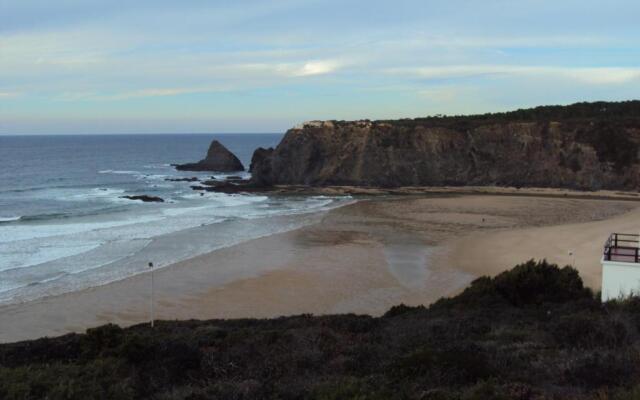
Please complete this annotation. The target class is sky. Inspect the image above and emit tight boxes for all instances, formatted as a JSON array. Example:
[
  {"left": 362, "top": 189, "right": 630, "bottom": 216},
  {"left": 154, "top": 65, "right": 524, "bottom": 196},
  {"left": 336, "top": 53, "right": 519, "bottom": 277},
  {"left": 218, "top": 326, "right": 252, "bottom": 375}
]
[{"left": 1, "top": 0, "right": 639, "bottom": 134}]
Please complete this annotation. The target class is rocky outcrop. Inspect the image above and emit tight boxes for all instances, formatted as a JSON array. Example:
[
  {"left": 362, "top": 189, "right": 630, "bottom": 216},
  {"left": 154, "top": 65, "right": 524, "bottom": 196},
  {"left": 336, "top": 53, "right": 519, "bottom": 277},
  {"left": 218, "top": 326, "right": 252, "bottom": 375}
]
[
  {"left": 121, "top": 195, "right": 165, "bottom": 203},
  {"left": 249, "top": 147, "right": 276, "bottom": 186},
  {"left": 175, "top": 140, "right": 244, "bottom": 172},
  {"left": 250, "top": 101, "right": 640, "bottom": 190},
  {"left": 165, "top": 177, "right": 199, "bottom": 182}
]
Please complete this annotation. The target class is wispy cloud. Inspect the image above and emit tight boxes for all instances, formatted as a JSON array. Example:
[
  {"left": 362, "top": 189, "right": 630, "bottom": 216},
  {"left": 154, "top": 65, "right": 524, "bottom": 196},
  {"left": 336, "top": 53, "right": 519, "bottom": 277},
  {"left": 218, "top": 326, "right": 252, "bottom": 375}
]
[
  {"left": 0, "top": 91, "right": 21, "bottom": 98},
  {"left": 373, "top": 34, "right": 615, "bottom": 50},
  {"left": 103, "top": 87, "right": 217, "bottom": 100},
  {"left": 389, "top": 65, "right": 640, "bottom": 85},
  {"left": 291, "top": 60, "right": 342, "bottom": 76},
  {"left": 55, "top": 87, "right": 224, "bottom": 101},
  {"left": 48, "top": 59, "right": 347, "bottom": 102},
  {"left": 230, "top": 59, "right": 345, "bottom": 78}
]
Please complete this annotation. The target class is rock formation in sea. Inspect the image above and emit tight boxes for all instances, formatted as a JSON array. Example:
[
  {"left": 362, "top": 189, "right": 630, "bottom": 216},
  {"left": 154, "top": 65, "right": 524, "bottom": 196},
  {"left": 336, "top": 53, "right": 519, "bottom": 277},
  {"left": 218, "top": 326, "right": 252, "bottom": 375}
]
[
  {"left": 165, "top": 177, "right": 199, "bottom": 182},
  {"left": 175, "top": 140, "right": 245, "bottom": 172},
  {"left": 250, "top": 101, "right": 640, "bottom": 190},
  {"left": 120, "top": 195, "right": 165, "bottom": 203}
]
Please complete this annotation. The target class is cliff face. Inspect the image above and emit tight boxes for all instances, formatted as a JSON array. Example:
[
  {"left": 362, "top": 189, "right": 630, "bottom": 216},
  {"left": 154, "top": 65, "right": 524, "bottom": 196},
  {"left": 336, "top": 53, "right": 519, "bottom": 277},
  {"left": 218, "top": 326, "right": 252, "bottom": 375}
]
[{"left": 251, "top": 103, "right": 640, "bottom": 190}]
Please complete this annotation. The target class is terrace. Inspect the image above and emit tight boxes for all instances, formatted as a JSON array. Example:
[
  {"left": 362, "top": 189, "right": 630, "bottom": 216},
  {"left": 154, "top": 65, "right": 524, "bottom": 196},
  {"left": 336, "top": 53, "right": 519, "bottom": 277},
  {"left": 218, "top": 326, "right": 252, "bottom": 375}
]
[{"left": 603, "top": 233, "right": 640, "bottom": 264}]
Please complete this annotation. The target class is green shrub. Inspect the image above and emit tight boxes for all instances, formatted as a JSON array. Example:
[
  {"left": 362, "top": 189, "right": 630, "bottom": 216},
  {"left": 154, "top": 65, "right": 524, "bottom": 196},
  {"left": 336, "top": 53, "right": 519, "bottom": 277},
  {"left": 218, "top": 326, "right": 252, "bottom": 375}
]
[
  {"left": 119, "top": 333, "right": 155, "bottom": 365},
  {"left": 493, "top": 260, "right": 592, "bottom": 306},
  {"left": 462, "top": 380, "right": 510, "bottom": 400},
  {"left": 434, "top": 260, "right": 592, "bottom": 309},
  {"left": 432, "top": 276, "right": 505, "bottom": 309},
  {"left": 81, "top": 324, "right": 124, "bottom": 358},
  {"left": 311, "top": 377, "right": 399, "bottom": 400},
  {"left": 0, "top": 358, "right": 133, "bottom": 400},
  {"left": 565, "top": 351, "right": 638, "bottom": 388},
  {"left": 392, "top": 344, "right": 492, "bottom": 385},
  {"left": 551, "top": 312, "right": 629, "bottom": 349},
  {"left": 383, "top": 304, "right": 426, "bottom": 318}
]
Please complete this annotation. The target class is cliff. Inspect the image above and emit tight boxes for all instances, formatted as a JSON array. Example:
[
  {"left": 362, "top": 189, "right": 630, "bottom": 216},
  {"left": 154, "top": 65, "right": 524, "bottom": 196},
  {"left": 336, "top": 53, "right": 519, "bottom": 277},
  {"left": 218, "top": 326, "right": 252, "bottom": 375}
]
[{"left": 250, "top": 101, "right": 640, "bottom": 190}]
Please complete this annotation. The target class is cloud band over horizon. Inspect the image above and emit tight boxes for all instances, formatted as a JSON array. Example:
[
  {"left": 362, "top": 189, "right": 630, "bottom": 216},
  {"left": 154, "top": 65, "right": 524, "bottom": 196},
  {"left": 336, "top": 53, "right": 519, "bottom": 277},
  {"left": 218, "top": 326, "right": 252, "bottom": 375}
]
[{"left": 1, "top": 0, "right": 639, "bottom": 134}]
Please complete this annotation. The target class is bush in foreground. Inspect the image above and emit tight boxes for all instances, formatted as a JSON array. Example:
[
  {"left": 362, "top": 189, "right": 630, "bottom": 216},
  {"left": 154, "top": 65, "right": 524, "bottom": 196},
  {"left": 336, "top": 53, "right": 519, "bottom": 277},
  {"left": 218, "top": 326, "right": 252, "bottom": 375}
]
[{"left": 1, "top": 260, "right": 639, "bottom": 399}]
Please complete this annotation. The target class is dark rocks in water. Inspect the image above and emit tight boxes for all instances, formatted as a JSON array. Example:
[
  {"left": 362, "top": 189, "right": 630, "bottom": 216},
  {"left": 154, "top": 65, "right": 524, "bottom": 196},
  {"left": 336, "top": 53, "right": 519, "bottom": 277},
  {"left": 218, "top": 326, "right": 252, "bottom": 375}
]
[
  {"left": 191, "top": 183, "right": 241, "bottom": 194},
  {"left": 201, "top": 180, "right": 231, "bottom": 187},
  {"left": 225, "top": 175, "right": 244, "bottom": 181},
  {"left": 249, "top": 101, "right": 640, "bottom": 190},
  {"left": 165, "top": 177, "right": 199, "bottom": 182},
  {"left": 190, "top": 177, "right": 259, "bottom": 194},
  {"left": 175, "top": 140, "right": 244, "bottom": 172},
  {"left": 202, "top": 178, "right": 250, "bottom": 187},
  {"left": 121, "top": 195, "right": 165, "bottom": 203}
]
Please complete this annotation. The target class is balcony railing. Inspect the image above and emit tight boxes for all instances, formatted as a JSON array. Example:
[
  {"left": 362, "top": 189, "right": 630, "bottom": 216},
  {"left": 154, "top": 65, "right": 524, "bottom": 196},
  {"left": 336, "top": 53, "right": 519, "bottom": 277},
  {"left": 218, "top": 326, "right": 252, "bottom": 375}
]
[{"left": 603, "top": 233, "right": 640, "bottom": 264}]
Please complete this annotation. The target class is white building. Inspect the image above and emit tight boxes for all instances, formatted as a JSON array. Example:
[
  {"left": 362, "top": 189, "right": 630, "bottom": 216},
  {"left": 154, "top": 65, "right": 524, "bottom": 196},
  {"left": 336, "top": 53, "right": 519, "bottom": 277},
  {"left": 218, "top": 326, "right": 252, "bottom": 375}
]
[{"left": 601, "top": 233, "right": 640, "bottom": 301}]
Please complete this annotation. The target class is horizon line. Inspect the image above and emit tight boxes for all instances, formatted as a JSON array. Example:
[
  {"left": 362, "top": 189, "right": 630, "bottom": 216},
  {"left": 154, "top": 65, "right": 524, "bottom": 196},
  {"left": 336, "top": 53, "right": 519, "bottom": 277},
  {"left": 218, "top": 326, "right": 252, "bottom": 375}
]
[{"left": 0, "top": 132, "right": 285, "bottom": 136}]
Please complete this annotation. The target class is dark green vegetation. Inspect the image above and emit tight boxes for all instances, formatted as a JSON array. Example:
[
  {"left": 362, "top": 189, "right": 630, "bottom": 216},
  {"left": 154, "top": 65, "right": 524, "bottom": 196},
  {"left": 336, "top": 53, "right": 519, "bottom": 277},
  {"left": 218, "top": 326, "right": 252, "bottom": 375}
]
[
  {"left": 2, "top": 260, "right": 640, "bottom": 399},
  {"left": 379, "top": 100, "right": 640, "bottom": 172},
  {"left": 377, "top": 100, "right": 640, "bottom": 128}
]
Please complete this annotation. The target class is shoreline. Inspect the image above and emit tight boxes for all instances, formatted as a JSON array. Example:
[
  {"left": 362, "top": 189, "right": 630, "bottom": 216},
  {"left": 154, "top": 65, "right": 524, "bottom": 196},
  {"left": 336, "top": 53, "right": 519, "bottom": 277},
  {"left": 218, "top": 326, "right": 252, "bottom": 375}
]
[
  {"left": 1, "top": 188, "right": 639, "bottom": 342},
  {"left": 0, "top": 196, "right": 353, "bottom": 307},
  {"left": 234, "top": 184, "right": 640, "bottom": 202}
]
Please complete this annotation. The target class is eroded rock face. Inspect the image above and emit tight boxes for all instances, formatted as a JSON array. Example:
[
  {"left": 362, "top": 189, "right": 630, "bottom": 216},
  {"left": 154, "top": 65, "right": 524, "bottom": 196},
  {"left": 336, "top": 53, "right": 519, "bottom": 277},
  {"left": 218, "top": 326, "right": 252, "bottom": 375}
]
[
  {"left": 250, "top": 103, "right": 640, "bottom": 190},
  {"left": 175, "top": 140, "right": 244, "bottom": 172},
  {"left": 249, "top": 147, "right": 275, "bottom": 186}
]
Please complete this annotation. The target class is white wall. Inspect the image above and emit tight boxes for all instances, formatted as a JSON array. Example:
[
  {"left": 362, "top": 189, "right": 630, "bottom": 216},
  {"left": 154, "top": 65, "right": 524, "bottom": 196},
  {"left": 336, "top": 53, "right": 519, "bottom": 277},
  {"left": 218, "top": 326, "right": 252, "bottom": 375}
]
[{"left": 601, "top": 259, "right": 640, "bottom": 301}]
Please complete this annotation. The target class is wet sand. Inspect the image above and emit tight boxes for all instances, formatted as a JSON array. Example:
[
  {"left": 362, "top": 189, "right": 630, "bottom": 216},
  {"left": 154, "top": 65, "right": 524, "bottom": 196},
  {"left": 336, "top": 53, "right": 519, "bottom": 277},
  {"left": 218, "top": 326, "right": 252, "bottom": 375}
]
[{"left": 1, "top": 191, "right": 638, "bottom": 342}]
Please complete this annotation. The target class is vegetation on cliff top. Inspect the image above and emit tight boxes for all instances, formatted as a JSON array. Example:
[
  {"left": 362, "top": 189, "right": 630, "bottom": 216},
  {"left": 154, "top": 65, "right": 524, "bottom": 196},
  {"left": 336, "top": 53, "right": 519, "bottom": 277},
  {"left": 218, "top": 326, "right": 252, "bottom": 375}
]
[
  {"left": 377, "top": 100, "right": 640, "bottom": 172},
  {"left": 2, "top": 260, "right": 640, "bottom": 399},
  {"left": 373, "top": 100, "right": 640, "bottom": 128}
]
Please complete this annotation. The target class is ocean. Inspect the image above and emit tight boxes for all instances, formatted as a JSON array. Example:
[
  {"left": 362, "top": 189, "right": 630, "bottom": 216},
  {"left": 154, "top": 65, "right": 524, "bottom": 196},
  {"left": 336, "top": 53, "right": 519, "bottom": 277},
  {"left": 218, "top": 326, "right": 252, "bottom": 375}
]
[{"left": 0, "top": 134, "right": 350, "bottom": 305}]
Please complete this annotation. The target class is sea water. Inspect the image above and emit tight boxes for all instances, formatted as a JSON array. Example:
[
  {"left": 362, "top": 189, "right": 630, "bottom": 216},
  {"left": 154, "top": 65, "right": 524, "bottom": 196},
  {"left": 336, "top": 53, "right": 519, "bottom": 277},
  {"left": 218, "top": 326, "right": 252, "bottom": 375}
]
[{"left": 0, "top": 134, "right": 350, "bottom": 305}]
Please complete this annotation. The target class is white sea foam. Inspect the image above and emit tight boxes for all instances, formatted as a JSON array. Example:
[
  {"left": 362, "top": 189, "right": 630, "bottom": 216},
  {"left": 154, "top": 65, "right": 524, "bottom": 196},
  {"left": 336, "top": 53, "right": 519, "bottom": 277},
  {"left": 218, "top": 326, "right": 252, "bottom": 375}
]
[
  {"left": 142, "top": 163, "right": 172, "bottom": 169},
  {"left": 0, "top": 194, "right": 270, "bottom": 271},
  {"left": 76, "top": 187, "right": 127, "bottom": 200},
  {"left": 0, "top": 215, "right": 164, "bottom": 244},
  {"left": 161, "top": 205, "right": 210, "bottom": 217},
  {"left": 0, "top": 240, "right": 103, "bottom": 274},
  {"left": 210, "top": 171, "right": 252, "bottom": 180},
  {"left": 0, "top": 239, "right": 152, "bottom": 295},
  {"left": 179, "top": 192, "right": 268, "bottom": 206},
  {"left": 40, "top": 187, "right": 130, "bottom": 204},
  {"left": 0, "top": 216, "right": 21, "bottom": 223},
  {"left": 0, "top": 191, "right": 354, "bottom": 304}
]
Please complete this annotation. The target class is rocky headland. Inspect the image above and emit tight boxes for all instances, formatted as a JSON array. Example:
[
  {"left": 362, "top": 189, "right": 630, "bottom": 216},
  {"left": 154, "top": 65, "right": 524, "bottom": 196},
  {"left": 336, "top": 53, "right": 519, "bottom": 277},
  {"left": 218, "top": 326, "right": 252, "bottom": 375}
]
[
  {"left": 175, "top": 140, "right": 245, "bottom": 172},
  {"left": 250, "top": 101, "right": 640, "bottom": 191}
]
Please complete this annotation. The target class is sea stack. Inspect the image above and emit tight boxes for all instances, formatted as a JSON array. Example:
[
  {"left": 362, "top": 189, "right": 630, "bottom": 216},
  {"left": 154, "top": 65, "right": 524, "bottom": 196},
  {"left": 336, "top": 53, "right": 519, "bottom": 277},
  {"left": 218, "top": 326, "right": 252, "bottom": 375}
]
[{"left": 175, "top": 140, "right": 245, "bottom": 172}]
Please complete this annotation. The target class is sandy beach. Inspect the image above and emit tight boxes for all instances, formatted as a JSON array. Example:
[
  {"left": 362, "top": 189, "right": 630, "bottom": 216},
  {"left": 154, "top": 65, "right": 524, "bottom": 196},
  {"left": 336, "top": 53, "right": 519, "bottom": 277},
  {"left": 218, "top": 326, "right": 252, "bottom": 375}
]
[{"left": 1, "top": 190, "right": 639, "bottom": 342}]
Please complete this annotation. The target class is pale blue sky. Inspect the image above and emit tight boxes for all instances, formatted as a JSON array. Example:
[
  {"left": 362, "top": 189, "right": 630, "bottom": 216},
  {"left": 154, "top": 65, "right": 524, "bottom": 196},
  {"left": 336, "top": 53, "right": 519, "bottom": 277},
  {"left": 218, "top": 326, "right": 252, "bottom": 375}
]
[{"left": 1, "top": 0, "right": 639, "bottom": 134}]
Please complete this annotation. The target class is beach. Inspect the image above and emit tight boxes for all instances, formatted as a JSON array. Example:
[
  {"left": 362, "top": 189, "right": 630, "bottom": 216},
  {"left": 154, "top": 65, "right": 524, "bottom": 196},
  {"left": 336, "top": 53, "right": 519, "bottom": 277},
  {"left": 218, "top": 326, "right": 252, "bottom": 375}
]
[{"left": 1, "top": 190, "right": 638, "bottom": 342}]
